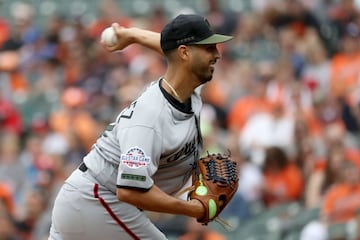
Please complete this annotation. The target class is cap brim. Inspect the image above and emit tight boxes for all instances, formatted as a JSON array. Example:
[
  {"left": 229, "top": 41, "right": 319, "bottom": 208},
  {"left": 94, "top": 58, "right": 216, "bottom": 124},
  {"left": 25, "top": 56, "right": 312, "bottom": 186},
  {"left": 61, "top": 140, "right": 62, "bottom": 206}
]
[{"left": 194, "top": 34, "right": 233, "bottom": 45}]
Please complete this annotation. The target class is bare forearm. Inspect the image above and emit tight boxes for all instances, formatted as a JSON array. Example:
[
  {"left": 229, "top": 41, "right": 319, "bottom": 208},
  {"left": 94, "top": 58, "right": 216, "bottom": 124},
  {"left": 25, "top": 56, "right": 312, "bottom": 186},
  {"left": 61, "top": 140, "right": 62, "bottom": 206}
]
[
  {"left": 106, "top": 23, "right": 163, "bottom": 55},
  {"left": 130, "top": 28, "right": 162, "bottom": 55},
  {"left": 117, "top": 185, "right": 204, "bottom": 219}
]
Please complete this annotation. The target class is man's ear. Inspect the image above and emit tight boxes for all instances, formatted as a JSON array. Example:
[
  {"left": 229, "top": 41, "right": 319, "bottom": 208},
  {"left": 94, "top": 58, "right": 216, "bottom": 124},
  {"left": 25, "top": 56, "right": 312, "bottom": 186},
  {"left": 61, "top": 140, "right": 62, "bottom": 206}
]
[{"left": 177, "top": 45, "right": 190, "bottom": 61}]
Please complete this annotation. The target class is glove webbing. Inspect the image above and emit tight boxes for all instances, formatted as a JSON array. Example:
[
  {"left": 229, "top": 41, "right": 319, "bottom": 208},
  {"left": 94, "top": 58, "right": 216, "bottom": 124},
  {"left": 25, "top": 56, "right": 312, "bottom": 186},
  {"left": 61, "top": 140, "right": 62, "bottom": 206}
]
[{"left": 202, "top": 154, "right": 238, "bottom": 188}]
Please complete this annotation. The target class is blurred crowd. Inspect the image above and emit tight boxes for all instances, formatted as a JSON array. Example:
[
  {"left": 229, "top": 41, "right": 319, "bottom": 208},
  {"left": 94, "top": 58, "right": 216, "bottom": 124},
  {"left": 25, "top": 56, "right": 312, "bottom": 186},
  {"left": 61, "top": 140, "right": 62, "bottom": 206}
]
[{"left": 0, "top": 0, "right": 360, "bottom": 239}]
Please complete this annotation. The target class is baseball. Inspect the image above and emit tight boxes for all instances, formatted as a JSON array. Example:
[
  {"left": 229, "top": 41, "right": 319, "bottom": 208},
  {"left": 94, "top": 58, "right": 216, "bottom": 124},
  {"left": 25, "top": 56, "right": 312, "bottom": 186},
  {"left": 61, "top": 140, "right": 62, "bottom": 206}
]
[{"left": 101, "top": 27, "right": 118, "bottom": 47}]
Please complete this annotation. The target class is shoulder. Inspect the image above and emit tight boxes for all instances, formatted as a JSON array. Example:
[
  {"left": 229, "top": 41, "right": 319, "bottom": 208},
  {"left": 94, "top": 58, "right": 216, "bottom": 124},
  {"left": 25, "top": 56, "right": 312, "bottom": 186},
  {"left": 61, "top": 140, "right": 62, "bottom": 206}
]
[
  {"left": 117, "top": 81, "right": 167, "bottom": 127},
  {"left": 137, "top": 82, "right": 168, "bottom": 116}
]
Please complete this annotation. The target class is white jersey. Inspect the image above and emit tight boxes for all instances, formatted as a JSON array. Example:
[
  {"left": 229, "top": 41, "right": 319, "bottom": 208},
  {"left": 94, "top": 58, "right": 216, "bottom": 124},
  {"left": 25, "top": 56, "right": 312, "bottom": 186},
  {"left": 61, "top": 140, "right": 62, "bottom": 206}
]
[{"left": 83, "top": 79, "right": 203, "bottom": 195}]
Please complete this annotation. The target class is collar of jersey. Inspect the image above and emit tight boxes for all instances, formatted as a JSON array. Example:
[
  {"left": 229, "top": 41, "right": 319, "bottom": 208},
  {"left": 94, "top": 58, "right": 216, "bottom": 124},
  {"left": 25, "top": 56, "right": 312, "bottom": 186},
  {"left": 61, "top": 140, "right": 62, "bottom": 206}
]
[
  {"left": 159, "top": 78, "right": 193, "bottom": 113},
  {"left": 159, "top": 81, "right": 194, "bottom": 123}
]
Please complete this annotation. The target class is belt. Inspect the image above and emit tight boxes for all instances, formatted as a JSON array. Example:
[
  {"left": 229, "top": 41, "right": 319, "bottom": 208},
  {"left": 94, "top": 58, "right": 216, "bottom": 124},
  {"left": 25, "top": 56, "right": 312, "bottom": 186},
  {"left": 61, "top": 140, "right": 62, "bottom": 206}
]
[{"left": 79, "top": 162, "right": 88, "bottom": 172}]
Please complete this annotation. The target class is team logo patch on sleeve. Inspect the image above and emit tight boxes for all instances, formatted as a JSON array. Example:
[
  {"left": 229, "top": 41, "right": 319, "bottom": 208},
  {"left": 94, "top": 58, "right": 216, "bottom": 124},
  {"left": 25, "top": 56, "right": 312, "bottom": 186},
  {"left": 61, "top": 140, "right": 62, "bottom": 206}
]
[{"left": 120, "top": 147, "right": 151, "bottom": 169}]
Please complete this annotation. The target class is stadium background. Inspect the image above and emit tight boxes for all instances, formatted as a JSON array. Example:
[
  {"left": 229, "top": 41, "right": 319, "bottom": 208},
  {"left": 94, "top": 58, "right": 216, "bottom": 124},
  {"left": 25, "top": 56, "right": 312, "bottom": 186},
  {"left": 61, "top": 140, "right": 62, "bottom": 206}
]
[{"left": 0, "top": 0, "right": 360, "bottom": 239}]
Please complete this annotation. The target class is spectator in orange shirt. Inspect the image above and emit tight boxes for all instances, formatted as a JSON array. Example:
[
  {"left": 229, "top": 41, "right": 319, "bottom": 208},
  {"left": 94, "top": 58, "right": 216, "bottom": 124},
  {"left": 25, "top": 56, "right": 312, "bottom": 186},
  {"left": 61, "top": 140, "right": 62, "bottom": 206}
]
[
  {"left": 227, "top": 68, "right": 273, "bottom": 134},
  {"left": 0, "top": 40, "right": 29, "bottom": 97},
  {"left": 304, "top": 144, "right": 345, "bottom": 209},
  {"left": 261, "top": 146, "right": 304, "bottom": 207},
  {"left": 321, "top": 160, "right": 360, "bottom": 224},
  {"left": 330, "top": 21, "right": 360, "bottom": 98},
  {"left": 49, "top": 87, "right": 101, "bottom": 152}
]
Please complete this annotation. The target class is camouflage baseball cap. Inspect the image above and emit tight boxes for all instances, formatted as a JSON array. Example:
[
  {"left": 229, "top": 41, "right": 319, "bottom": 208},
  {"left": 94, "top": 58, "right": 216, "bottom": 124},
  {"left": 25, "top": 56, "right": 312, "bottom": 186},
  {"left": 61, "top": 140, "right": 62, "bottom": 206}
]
[{"left": 160, "top": 14, "right": 233, "bottom": 51}]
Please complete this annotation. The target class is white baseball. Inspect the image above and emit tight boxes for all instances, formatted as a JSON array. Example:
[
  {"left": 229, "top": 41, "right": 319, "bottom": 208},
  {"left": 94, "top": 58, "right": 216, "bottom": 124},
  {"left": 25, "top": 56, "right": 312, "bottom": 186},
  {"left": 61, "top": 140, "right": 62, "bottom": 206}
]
[{"left": 101, "top": 27, "right": 118, "bottom": 47}]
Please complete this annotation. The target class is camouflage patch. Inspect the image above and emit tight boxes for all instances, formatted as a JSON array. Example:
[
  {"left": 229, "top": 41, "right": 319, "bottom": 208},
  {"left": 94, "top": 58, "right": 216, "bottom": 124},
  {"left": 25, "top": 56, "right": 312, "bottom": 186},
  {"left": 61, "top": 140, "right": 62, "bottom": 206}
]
[{"left": 121, "top": 174, "right": 146, "bottom": 182}]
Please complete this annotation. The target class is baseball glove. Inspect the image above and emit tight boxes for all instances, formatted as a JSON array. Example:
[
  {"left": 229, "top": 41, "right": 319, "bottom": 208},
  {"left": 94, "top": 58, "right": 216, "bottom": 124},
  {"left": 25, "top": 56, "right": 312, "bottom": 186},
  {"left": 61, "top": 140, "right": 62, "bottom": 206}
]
[{"left": 189, "top": 151, "right": 239, "bottom": 225}]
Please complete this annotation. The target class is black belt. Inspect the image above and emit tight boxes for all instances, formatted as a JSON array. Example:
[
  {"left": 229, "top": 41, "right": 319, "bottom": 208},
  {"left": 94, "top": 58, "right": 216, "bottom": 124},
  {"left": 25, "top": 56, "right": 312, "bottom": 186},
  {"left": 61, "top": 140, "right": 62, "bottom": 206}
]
[{"left": 79, "top": 162, "right": 88, "bottom": 172}]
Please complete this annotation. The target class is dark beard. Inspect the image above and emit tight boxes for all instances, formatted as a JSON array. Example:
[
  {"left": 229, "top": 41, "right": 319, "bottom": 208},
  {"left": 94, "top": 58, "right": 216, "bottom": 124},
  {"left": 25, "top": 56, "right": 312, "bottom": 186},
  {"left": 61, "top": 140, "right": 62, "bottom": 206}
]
[
  {"left": 191, "top": 56, "right": 215, "bottom": 84},
  {"left": 199, "top": 69, "right": 213, "bottom": 84},
  {"left": 195, "top": 66, "right": 214, "bottom": 84},
  {"left": 200, "top": 75, "right": 212, "bottom": 84}
]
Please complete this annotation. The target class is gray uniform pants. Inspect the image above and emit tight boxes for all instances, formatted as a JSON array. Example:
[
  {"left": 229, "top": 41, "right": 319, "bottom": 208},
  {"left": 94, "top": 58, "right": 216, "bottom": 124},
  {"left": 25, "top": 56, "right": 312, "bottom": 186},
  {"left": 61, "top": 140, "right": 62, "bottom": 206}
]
[{"left": 49, "top": 169, "right": 167, "bottom": 240}]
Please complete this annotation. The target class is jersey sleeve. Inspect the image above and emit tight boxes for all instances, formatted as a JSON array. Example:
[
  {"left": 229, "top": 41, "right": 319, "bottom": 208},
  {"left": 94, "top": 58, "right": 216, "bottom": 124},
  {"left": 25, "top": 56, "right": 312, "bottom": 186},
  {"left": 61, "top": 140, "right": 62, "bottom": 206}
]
[{"left": 116, "top": 126, "right": 162, "bottom": 191}]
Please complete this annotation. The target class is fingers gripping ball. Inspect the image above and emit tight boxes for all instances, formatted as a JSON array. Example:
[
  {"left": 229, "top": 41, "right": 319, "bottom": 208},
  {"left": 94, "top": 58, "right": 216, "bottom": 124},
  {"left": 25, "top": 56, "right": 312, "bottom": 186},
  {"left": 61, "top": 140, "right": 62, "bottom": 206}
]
[
  {"left": 101, "top": 27, "right": 118, "bottom": 47},
  {"left": 190, "top": 152, "right": 240, "bottom": 224}
]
